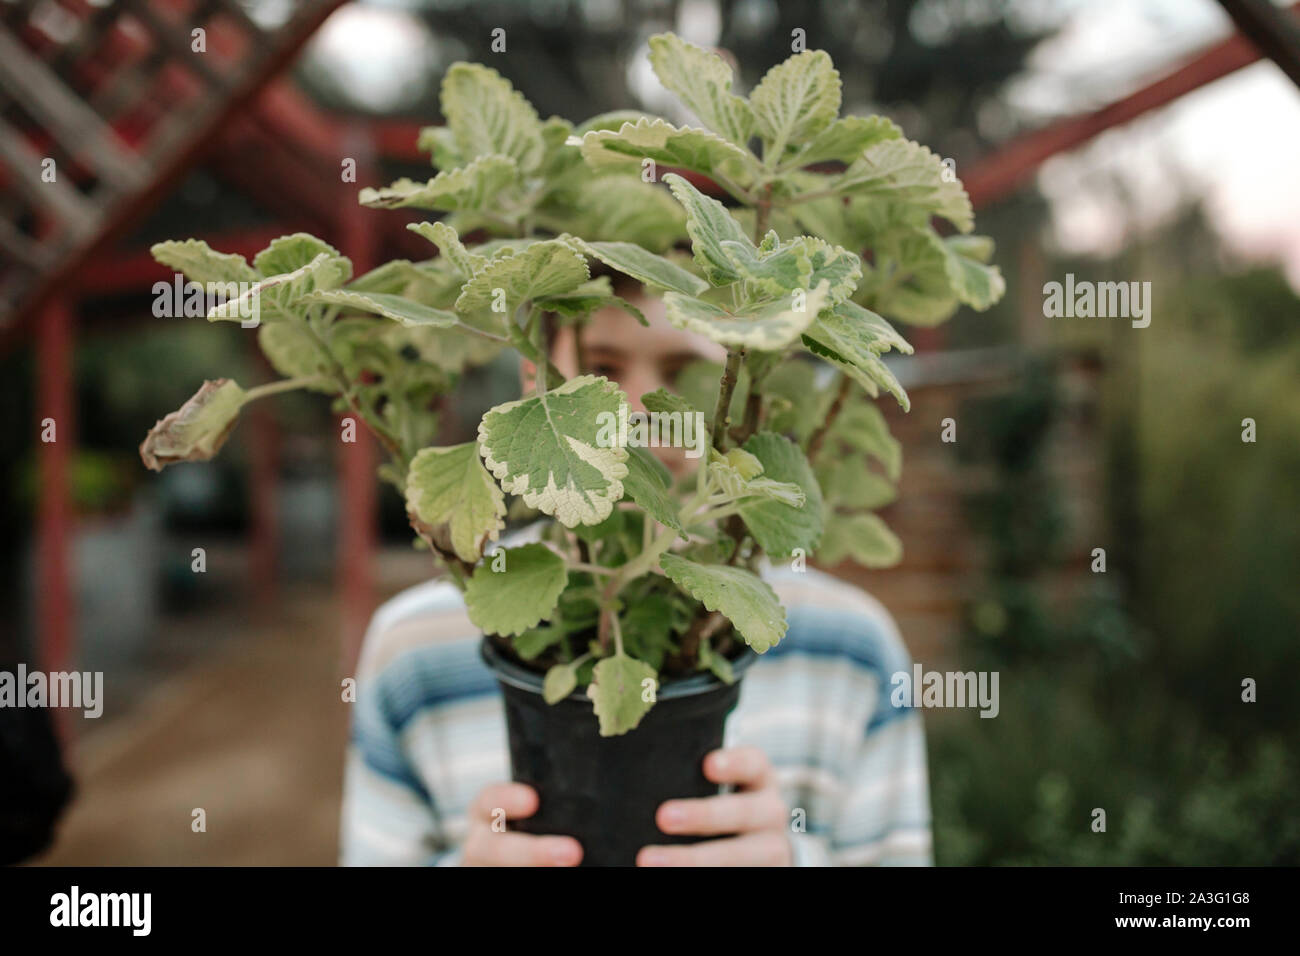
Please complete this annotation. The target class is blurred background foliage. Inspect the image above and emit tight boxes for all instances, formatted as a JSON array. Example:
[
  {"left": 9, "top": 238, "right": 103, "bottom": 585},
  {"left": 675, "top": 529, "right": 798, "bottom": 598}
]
[{"left": 934, "top": 211, "right": 1300, "bottom": 864}]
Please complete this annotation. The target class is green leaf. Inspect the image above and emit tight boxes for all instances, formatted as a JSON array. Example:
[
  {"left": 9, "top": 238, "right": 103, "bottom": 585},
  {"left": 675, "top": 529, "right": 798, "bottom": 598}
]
[
  {"left": 801, "top": 302, "right": 912, "bottom": 411},
  {"left": 621, "top": 594, "right": 679, "bottom": 670},
  {"left": 662, "top": 172, "right": 751, "bottom": 286},
  {"left": 802, "top": 237, "right": 865, "bottom": 306},
  {"left": 139, "top": 379, "right": 246, "bottom": 471},
  {"left": 641, "top": 387, "right": 702, "bottom": 418},
  {"left": 478, "top": 375, "right": 629, "bottom": 527},
  {"left": 516, "top": 624, "right": 566, "bottom": 663},
  {"left": 416, "top": 124, "right": 462, "bottom": 169},
  {"left": 557, "top": 176, "right": 687, "bottom": 252},
  {"left": 659, "top": 554, "right": 787, "bottom": 653},
  {"left": 763, "top": 361, "right": 832, "bottom": 441},
  {"left": 818, "top": 459, "right": 897, "bottom": 510},
  {"left": 464, "top": 543, "right": 567, "bottom": 636},
  {"left": 708, "top": 446, "right": 804, "bottom": 507},
  {"left": 818, "top": 512, "right": 903, "bottom": 568},
  {"left": 867, "top": 230, "right": 960, "bottom": 326},
  {"left": 207, "top": 252, "right": 351, "bottom": 323},
  {"left": 301, "top": 289, "right": 458, "bottom": 328},
  {"left": 570, "top": 509, "right": 627, "bottom": 545},
  {"left": 150, "top": 239, "right": 258, "bottom": 285},
  {"left": 454, "top": 239, "right": 589, "bottom": 316},
  {"left": 622, "top": 446, "right": 684, "bottom": 534},
  {"left": 405, "top": 443, "right": 507, "bottom": 564},
  {"left": 943, "top": 235, "right": 1006, "bottom": 311},
  {"left": 788, "top": 114, "right": 901, "bottom": 167},
  {"left": 802, "top": 332, "right": 909, "bottom": 411},
  {"left": 358, "top": 155, "right": 521, "bottom": 212},
  {"left": 802, "top": 299, "right": 912, "bottom": 409},
  {"left": 719, "top": 234, "right": 813, "bottom": 298},
  {"left": 543, "top": 660, "right": 581, "bottom": 704},
  {"left": 836, "top": 138, "right": 973, "bottom": 233},
  {"left": 697, "top": 640, "right": 735, "bottom": 684},
  {"left": 737, "top": 432, "right": 824, "bottom": 556},
  {"left": 749, "top": 50, "right": 840, "bottom": 158},
  {"left": 347, "top": 260, "right": 430, "bottom": 295},
  {"left": 663, "top": 280, "right": 832, "bottom": 350},
  {"left": 257, "top": 324, "right": 334, "bottom": 392},
  {"left": 536, "top": 279, "right": 648, "bottom": 326},
  {"left": 816, "top": 299, "right": 913, "bottom": 357},
  {"left": 647, "top": 33, "right": 754, "bottom": 146},
  {"left": 441, "top": 62, "right": 545, "bottom": 172},
  {"left": 589, "top": 654, "right": 658, "bottom": 737},
  {"left": 407, "top": 221, "right": 487, "bottom": 278},
  {"left": 253, "top": 233, "right": 343, "bottom": 277},
  {"left": 562, "top": 237, "right": 708, "bottom": 296},
  {"left": 572, "top": 117, "right": 755, "bottom": 190},
  {"left": 830, "top": 401, "right": 902, "bottom": 481}
]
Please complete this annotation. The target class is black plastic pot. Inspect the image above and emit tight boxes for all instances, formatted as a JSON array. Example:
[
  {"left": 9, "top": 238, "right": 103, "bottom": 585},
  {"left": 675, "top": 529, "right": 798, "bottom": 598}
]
[{"left": 481, "top": 638, "right": 757, "bottom": 866}]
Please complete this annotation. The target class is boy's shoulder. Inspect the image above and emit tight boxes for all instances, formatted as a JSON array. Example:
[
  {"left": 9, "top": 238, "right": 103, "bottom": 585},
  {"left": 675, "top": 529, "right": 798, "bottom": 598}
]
[
  {"left": 763, "top": 564, "right": 913, "bottom": 675},
  {"left": 359, "top": 563, "right": 909, "bottom": 684}
]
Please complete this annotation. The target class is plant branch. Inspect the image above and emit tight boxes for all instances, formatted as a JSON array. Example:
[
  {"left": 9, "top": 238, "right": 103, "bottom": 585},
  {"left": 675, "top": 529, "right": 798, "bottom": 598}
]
[
  {"left": 243, "top": 376, "right": 328, "bottom": 403},
  {"left": 806, "top": 373, "right": 852, "bottom": 462},
  {"left": 569, "top": 562, "right": 617, "bottom": 578},
  {"left": 753, "top": 182, "right": 773, "bottom": 242},
  {"left": 711, "top": 349, "right": 745, "bottom": 451}
]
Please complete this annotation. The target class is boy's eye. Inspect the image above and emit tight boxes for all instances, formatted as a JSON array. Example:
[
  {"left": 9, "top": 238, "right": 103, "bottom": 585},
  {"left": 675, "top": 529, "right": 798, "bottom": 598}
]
[{"left": 590, "top": 362, "right": 622, "bottom": 378}]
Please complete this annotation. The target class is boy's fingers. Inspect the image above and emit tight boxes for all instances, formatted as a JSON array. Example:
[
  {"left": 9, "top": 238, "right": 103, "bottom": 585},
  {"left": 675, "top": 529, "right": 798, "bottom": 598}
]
[
  {"left": 637, "top": 832, "right": 791, "bottom": 867},
  {"left": 656, "top": 790, "right": 786, "bottom": 836},
  {"left": 465, "top": 830, "right": 583, "bottom": 867},
  {"left": 470, "top": 782, "right": 539, "bottom": 822},
  {"left": 702, "top": 746, "right": 773, "bottom": 788}
]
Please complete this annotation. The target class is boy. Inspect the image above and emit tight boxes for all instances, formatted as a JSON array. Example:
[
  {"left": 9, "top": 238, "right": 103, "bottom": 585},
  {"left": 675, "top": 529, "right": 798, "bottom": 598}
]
[{"left": 340, "top": 281, "right": 932, "bottom": 866}]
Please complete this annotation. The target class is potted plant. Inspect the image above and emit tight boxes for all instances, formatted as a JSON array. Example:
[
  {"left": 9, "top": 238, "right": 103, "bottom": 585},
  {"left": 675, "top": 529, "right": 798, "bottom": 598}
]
[{"left": 139, "top": 34, "right": 1003, "bottom": 865}]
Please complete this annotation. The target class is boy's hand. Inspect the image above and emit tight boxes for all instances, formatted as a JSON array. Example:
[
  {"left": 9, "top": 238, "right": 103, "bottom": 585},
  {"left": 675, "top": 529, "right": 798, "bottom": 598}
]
[
  {"left": 637, "top": 747, "right": 793, "bottom": 866},
  {"left": 462, "top": 782, "right": 583, "bottom": 866}
]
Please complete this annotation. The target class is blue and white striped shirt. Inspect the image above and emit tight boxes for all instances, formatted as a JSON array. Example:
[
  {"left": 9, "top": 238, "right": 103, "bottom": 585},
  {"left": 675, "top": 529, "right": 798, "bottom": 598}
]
[{"left": 340, "top": 563, "right": 932, "bottom": 866}]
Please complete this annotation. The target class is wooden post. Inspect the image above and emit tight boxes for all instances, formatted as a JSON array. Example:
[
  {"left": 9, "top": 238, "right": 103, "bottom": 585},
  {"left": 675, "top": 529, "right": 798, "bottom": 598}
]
[{"left": 36, "top": 296, "right": 75, "bottom": 739}]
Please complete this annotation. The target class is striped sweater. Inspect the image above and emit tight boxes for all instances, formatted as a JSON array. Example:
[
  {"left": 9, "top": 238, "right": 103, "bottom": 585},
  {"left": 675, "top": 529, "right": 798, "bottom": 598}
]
[{"left": 340, "top": 562, "right": 933, "bottom": 866}]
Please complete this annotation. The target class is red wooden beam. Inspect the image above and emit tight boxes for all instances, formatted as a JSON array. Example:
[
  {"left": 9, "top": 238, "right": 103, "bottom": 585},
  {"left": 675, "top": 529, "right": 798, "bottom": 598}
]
[
  {"left": 6, "top": 0, "right": 349, "bottom": 347},
  {"left": 77, "top": 225, "right": 291, "bottom": 295},
  {"left": 36, "top": 296, "right": 76, "bottom": 739},
  {"left": 961, "top": 8, "right": 1298, "bottom": 210}
]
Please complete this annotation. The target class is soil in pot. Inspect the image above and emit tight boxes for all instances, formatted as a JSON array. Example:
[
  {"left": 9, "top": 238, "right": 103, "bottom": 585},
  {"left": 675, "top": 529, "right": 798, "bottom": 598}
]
[{"left": 480, "top": 637, "right": 757, "bottom": 867}]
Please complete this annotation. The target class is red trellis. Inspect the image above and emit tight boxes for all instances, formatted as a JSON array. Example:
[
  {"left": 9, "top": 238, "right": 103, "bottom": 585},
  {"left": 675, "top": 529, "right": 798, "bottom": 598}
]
[{"left": 4, "top": 1, "right": 1297, "bottom": 726}]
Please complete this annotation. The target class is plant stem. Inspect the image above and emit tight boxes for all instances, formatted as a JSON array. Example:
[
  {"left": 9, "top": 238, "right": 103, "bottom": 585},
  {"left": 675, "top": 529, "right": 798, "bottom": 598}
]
[
  {"left": 454, "top": 323, "right": 508, "bottom": 344},
  {"left": 243, "top": 376, "right": 328, "bottom": 402},
  {"left": 754, "top": 182, "right": 773, "bottom": 242},
  {"left": 712, "top": 349, "right": 745, "bottom": 451},
  {"left": 569, "top": 562, "right": 617, "bottom": 577},
  {"left": 610, "top": 612, "right": 624, "bottom": 658},
  {"left": 806, "top": 373, "right": 852, "bottom": 462},
  {"left": 526, "top": 306, "right": 546, "bottom": 397}
]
